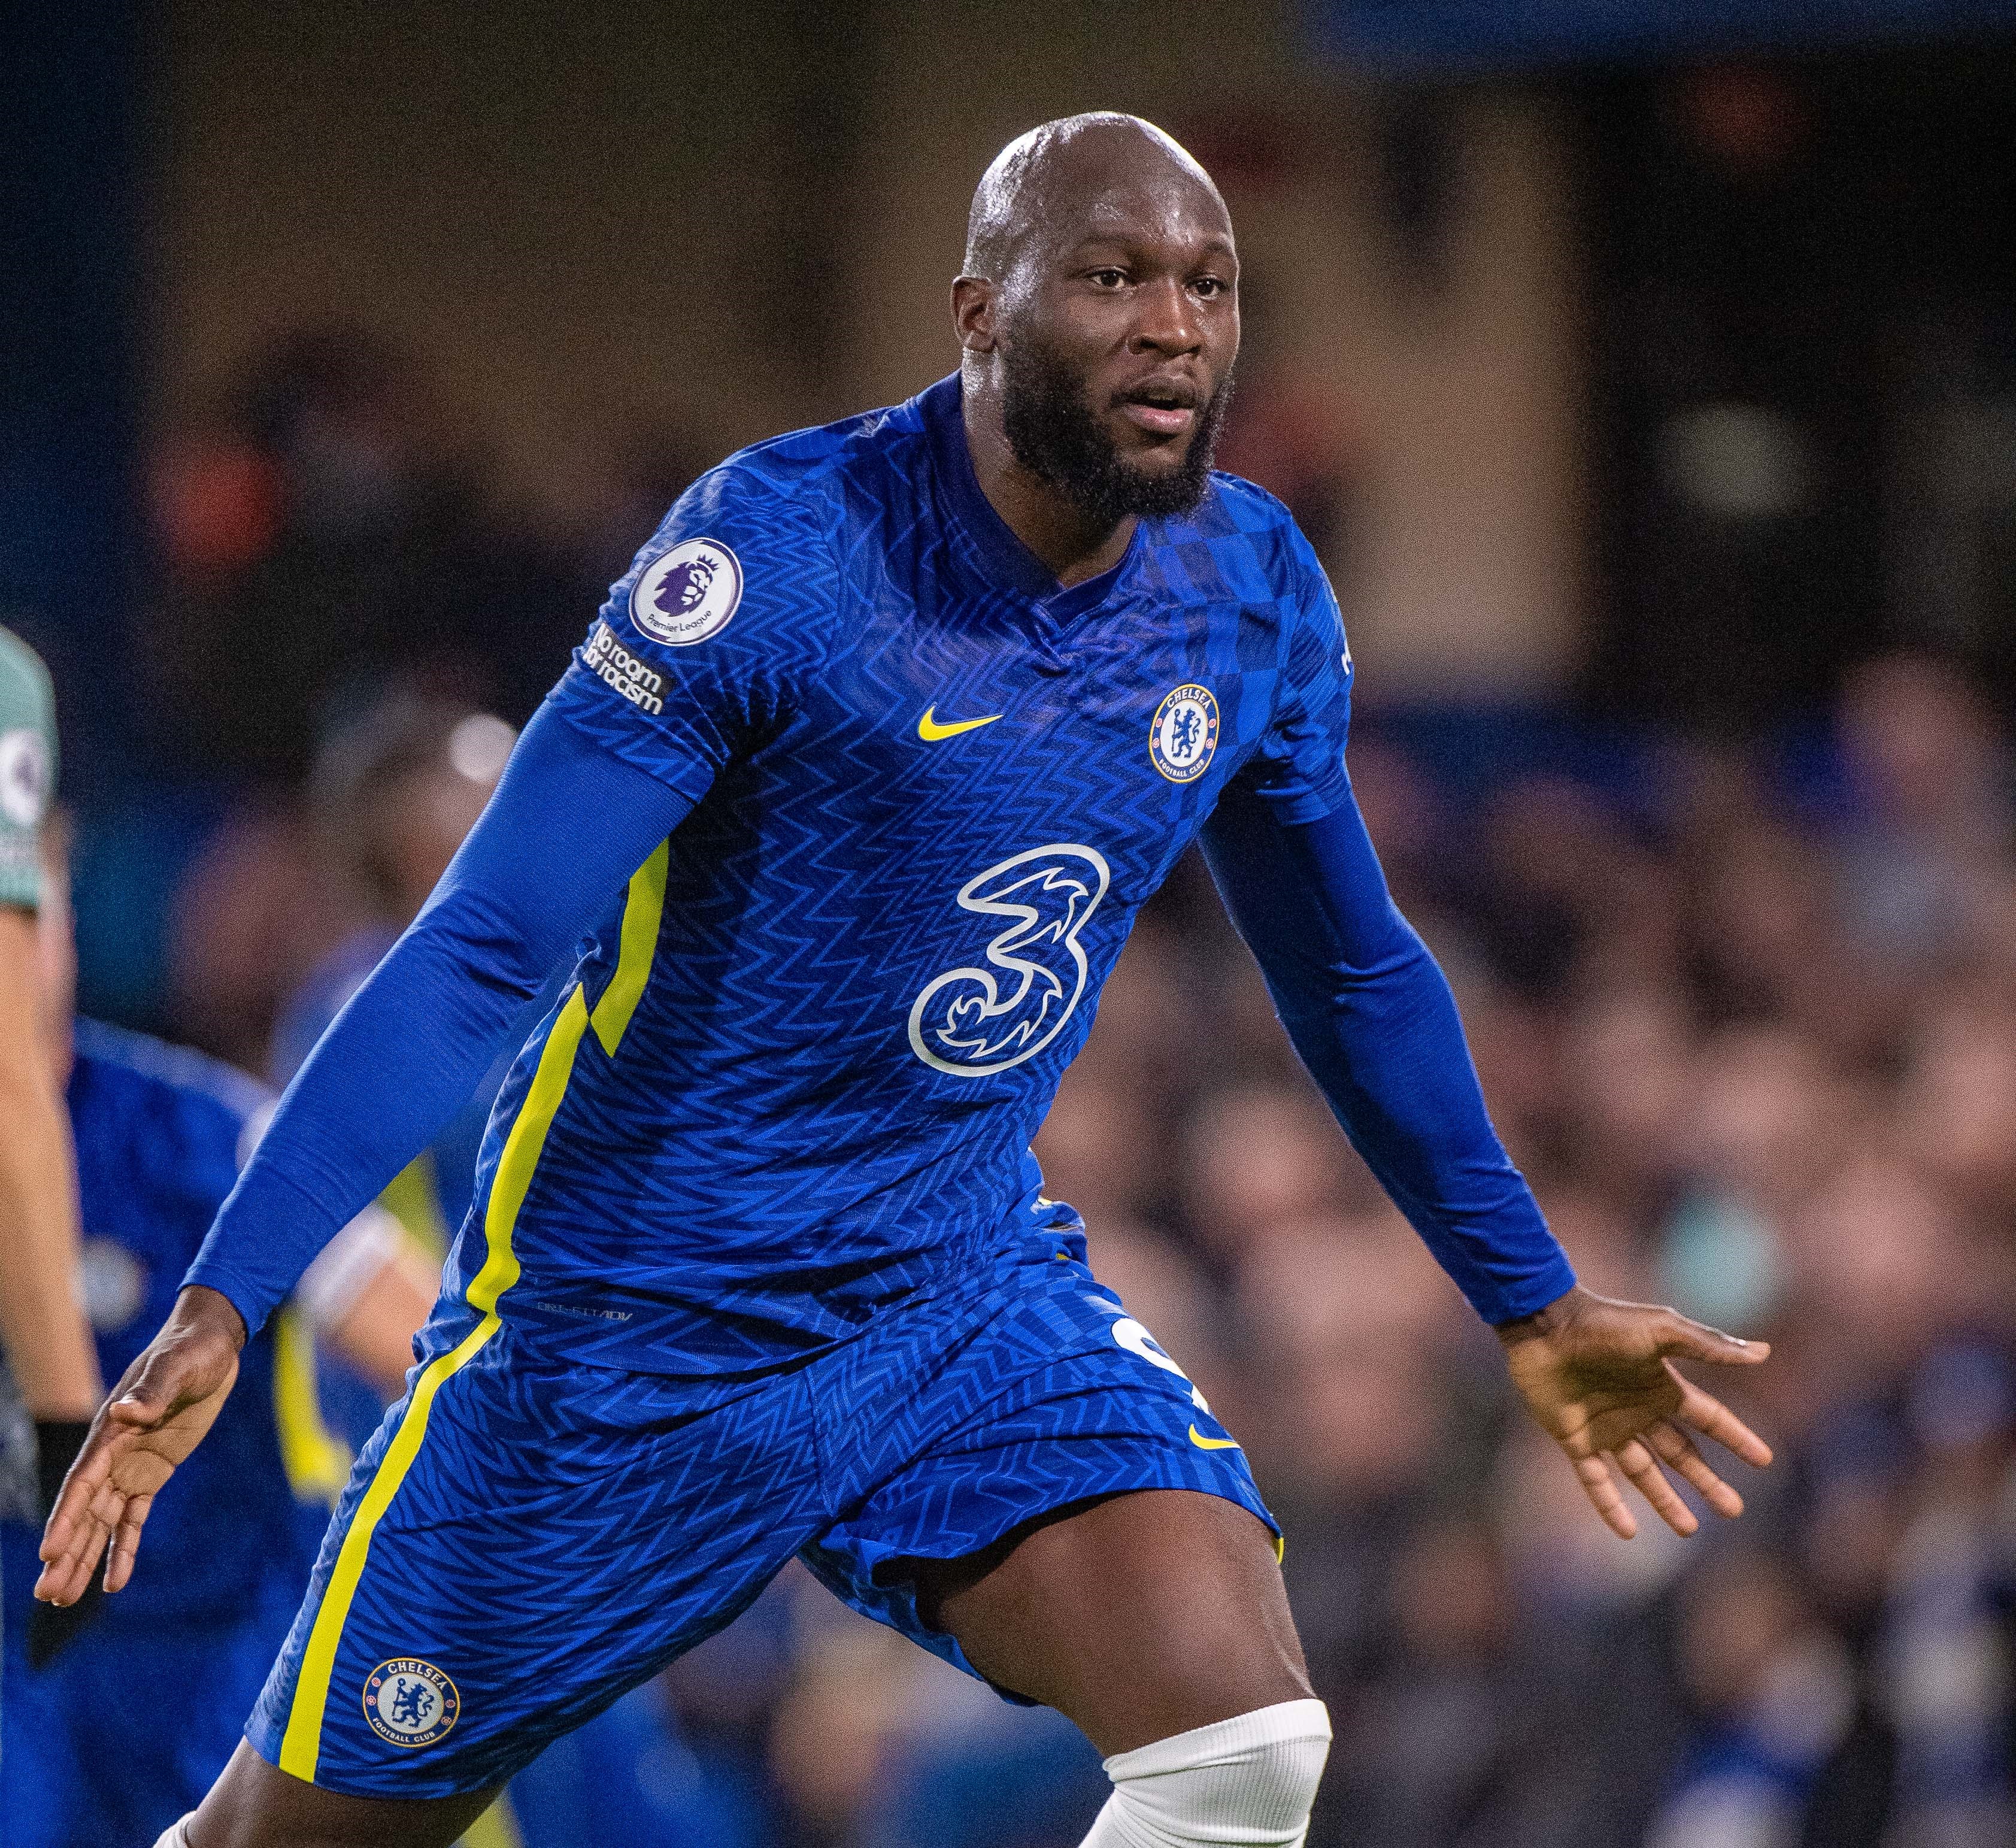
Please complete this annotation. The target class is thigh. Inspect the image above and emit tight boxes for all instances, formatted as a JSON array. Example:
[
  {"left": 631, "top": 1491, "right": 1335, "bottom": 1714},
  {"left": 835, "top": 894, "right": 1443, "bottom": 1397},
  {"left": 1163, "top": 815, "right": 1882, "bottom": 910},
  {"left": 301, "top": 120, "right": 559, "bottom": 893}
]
[
  {"left": 915, "top": 1489, "right": 1311, "bottom": 1756},
  {"left": 191, "top": 1740, "right": 497, "bottom": 1848},
  {"left": 805, "top": 1232, "right": 1308, "bottom": 1753},
  {"left": 244, "top": 1326, "right": 823, "bottom": 1810}
]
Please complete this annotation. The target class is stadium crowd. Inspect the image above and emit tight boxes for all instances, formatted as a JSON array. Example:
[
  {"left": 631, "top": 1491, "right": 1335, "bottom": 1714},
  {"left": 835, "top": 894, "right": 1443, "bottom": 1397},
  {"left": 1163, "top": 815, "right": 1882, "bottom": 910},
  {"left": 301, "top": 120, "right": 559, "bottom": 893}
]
[{"left": 56, "top": 328, "right": 2016, "bottom": 1846}]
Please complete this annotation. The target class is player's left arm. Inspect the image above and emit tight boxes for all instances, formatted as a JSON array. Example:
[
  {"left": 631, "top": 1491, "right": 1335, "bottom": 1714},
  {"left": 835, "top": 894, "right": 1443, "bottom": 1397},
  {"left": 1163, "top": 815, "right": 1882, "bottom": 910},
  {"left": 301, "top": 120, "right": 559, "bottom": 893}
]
[
  {"left": 1198, "top": 528, "right": 1770, "bottom": 1538},
  {"left": 1200, "top": 787, "right": 1772, "bottom": 1537}
]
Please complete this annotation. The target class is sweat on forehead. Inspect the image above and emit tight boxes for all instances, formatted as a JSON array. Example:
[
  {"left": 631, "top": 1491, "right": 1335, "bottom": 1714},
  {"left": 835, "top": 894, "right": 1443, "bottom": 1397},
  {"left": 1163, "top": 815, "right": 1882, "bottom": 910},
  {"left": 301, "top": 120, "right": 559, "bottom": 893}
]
[{"left": 963, "top": 112, "right": 1225, "bottom": 278}]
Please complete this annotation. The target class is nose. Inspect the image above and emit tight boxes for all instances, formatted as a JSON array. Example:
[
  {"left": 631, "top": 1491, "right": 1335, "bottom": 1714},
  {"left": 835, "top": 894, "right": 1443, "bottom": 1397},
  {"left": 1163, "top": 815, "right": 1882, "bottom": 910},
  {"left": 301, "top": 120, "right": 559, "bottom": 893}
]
[{"left": 1126, "top": 276, "right": 1201, "bottom": 357}]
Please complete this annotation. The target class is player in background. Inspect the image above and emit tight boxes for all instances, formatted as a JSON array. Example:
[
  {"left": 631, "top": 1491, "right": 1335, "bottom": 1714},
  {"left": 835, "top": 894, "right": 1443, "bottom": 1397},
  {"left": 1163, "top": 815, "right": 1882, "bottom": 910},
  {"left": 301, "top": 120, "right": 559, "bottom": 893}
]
[
  {"left": 46, "top": 116, "right": 1774, "bottom": 1848},
  {"left": 0, "top": 627, "right": 102, "bottom": 1593},
  {"left": 0, "top": 818, "right": 436, "bottom": 1847}
]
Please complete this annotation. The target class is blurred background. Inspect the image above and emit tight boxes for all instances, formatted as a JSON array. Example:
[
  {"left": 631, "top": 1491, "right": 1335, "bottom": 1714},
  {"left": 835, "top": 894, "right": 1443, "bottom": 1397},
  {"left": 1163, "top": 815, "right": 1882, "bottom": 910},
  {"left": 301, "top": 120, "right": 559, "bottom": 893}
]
[{"left": 7, "top": 0, "right": 2016, "bottom": 1843}]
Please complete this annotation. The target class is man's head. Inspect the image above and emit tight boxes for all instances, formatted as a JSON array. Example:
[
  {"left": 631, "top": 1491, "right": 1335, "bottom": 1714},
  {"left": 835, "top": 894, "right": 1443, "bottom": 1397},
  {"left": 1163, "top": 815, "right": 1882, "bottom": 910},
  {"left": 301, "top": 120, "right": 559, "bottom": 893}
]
[
  {"left": 954, "top": 113, "right": 1239, "bottom": 532},
  {"left": 311, "top": 692, "right": 517, "bottom": 927}
]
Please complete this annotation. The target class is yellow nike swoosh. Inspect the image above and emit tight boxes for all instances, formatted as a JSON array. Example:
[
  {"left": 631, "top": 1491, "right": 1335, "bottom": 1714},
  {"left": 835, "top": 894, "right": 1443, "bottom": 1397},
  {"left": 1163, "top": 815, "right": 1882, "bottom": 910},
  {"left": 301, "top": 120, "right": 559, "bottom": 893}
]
[
  {"left": 918, "top": 705, "right": 1002, "bottom": 743},
  {"left": 1189, "top": 1425, "right": 1241, "bottom": 1451}
]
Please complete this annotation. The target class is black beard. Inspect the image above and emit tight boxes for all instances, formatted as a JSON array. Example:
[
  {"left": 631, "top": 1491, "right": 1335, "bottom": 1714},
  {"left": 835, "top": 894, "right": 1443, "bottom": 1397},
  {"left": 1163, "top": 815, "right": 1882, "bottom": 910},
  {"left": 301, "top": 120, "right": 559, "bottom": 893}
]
[{"left": 1000, "top": 335, "right": 1232, "bottom": 531}]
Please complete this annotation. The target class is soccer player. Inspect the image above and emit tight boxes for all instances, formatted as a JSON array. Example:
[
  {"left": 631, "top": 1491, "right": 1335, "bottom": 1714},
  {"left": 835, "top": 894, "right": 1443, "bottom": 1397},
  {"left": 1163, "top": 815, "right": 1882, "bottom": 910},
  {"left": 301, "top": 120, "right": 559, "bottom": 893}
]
[
  {"left": 2, "top": 826, "right": 436, "bottom": 1848},
  {"left": 43, "top": 115, "right": 1773, "bottom": 1848},
  {"left": 0, "top": 626, "right": 101, "bottom": 1560}
]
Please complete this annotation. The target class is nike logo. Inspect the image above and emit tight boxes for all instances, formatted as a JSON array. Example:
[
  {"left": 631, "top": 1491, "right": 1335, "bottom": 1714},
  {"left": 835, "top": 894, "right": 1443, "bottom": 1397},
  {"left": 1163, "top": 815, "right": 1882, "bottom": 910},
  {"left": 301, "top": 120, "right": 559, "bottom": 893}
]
[
  {"left": 918, "top": 705, "right": 1002, "bottom": 743},
  {"left": 1189, "top": 1425, "right": 1241, "bottom": 1451}
]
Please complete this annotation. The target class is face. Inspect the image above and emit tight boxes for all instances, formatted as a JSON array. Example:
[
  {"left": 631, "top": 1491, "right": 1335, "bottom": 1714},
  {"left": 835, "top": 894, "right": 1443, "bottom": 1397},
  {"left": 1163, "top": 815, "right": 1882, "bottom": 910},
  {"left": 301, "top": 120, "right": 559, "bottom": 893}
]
[{"left": 974, "top": 170, "right": 1241, "bottom": 525}]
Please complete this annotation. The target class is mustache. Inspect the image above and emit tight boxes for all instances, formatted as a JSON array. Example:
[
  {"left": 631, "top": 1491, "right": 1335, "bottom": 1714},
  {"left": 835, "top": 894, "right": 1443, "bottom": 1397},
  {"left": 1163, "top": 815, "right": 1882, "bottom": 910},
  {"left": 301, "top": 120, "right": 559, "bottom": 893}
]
[{"left": 1113, "top": 377, "right": 1203, "bottom": 411}]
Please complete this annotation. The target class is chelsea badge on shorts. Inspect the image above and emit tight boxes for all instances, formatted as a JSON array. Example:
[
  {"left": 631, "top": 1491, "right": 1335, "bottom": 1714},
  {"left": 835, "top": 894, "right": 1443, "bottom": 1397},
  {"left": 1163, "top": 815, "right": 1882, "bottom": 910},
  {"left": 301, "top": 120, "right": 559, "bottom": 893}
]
[
  {"left": 362, "top": 1657, "right": 461, "bottom": 1749},
  {"left": 1148, "top": 683, "right": 1220, "bottom": 783}
]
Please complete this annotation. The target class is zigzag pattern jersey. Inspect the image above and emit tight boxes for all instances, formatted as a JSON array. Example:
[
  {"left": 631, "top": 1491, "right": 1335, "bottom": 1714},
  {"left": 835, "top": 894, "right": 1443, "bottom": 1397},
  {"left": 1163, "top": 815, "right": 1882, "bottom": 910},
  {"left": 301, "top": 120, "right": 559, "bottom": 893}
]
[{"left": 462, "top": 374, "right": 1353, "bottom": 1375}]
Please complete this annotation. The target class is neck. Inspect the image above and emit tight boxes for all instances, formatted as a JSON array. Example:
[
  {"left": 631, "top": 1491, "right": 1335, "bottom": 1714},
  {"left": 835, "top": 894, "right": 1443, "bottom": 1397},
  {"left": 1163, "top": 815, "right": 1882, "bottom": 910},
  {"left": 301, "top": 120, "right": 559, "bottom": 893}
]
[{"left": 960, "top": 371, "right": 1134, "bottom": 587}]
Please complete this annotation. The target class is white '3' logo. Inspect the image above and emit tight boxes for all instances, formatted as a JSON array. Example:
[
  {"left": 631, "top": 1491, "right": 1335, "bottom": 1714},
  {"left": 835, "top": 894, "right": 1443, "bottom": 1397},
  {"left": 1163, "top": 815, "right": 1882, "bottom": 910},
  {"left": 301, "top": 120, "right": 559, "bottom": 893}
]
[{"left": 908, "top": 844, "right": 1111, "bottom": 1077}]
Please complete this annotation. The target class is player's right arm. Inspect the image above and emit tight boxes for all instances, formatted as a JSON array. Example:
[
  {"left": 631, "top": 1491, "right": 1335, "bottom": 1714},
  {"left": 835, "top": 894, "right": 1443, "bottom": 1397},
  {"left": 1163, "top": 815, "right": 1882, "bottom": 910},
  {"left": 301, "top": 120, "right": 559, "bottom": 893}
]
[
  {"left": 33, "top": 706, "right": 695, "bottom": 1604},
  {"left": 38, "top": 469, "right": 835, "bottom": 1604}
]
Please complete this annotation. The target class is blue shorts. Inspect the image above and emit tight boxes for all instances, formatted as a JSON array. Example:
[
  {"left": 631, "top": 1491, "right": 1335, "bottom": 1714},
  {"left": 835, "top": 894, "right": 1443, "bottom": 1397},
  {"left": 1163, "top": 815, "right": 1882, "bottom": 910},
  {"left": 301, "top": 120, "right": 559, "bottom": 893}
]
[{"left": 246, "top": 1229, "right": 1275, "bottom": 1798}]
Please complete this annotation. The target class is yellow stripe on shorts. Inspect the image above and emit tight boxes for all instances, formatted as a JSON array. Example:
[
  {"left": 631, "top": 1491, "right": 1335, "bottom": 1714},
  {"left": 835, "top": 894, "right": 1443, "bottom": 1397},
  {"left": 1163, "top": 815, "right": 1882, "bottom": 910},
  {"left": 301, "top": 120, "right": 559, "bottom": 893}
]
[{"left": 278, "top": 983, "right": 594, "bottom": 1784}]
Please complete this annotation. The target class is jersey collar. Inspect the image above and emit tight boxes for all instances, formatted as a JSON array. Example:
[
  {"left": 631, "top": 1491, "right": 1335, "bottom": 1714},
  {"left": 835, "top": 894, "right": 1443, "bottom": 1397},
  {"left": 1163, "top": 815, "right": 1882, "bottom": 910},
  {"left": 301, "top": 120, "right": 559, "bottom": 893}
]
[{"left": 920, "top": 374, "right": 1139, "bottom": 623}]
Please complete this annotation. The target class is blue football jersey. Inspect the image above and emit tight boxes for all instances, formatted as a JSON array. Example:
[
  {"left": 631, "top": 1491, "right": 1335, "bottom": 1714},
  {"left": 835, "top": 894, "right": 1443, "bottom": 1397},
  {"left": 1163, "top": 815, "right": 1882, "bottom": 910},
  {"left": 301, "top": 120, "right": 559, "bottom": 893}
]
[
  {"left": 452, "top": 374, "right": 1353, "bottom": 1373},
  {"left": 11, "top": 1023, "right": 335, "bottom": 1623}
]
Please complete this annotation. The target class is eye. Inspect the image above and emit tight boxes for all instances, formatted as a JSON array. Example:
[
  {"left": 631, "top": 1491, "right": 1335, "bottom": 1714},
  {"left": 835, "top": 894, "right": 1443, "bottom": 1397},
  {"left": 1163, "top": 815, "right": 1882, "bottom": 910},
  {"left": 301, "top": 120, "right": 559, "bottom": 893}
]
[
  {"left": 1086, "top": 268, "right": 1129, "bottom": 289},
  {"left": 1192, "top": 275, "right": 1231, "bottom": 299}
]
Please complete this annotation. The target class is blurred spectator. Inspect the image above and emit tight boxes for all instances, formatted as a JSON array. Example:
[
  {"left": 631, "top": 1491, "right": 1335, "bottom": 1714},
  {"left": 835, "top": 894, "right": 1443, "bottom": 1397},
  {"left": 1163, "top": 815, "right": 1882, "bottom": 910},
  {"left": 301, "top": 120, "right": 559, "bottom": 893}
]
[{"left": 144, "top": 327, "right": 582, "bottom": 783}]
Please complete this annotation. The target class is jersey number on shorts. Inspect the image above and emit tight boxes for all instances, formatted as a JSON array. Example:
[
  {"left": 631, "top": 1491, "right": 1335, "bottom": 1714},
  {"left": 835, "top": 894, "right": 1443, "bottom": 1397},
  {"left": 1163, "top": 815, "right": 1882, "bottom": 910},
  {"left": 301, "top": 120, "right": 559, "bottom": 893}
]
[{"left": 1109, "top": 1312, "right": 1212, "bottom": 1414}]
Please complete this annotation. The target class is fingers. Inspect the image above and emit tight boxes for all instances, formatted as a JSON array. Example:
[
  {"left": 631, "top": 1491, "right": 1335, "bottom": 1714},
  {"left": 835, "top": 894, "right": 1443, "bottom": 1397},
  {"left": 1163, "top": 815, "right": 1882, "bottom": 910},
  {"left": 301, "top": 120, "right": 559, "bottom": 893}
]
[
  {"left": 1672, "top": 1372, "right": 1775, "bottom": 1469},
  {"left": 35, "top": 1426, "right": 114, "bottom": 1570},
  {"left": 1614, "top": 1438, "right": 1699, "bottom": 1537},
  {"left": 1567, "top": 1423, "right": 1759, "bottom": 1541},
  {"left": 34, "top": 1508, "right": 111, "bottom": 1607},
  {"left": 1645, "top": 1421, "right": 1744, "bottom": 1519},
  {"left": 1654, "top": 1310, "right": 1770, "bottom": 1370},
  {"left": 1572, "top": 1451, "right": 1639, "bottom": 1540},
  {"left": 105, "top": 1494, "right": 153, "bottom": 1595},
  {"left": 36, "top": 1418, "right": 135, "bottom": 1605}
]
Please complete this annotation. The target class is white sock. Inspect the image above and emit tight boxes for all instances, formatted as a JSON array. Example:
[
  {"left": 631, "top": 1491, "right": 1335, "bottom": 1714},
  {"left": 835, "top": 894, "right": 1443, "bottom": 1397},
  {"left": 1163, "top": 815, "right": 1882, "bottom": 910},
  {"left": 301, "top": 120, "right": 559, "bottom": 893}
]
[
  {"left": 152, "top": 1817, "right": 195, "bottom": 1848},
  {"left": 1079, "top": 1698, "right": 1332, "bottom": 1847}
]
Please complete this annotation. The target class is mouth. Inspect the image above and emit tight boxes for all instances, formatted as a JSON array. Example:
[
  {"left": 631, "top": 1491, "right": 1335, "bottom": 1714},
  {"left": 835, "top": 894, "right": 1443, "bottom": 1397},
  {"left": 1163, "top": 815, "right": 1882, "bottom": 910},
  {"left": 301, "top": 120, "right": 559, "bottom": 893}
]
[{"left": 1114, "top": 375, "right": 1201, "bottom": 440}]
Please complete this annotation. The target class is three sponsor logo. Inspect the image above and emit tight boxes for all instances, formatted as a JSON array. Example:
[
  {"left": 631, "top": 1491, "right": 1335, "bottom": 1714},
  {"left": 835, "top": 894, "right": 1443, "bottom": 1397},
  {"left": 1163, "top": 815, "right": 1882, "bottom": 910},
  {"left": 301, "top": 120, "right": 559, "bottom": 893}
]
[{"left": 907, "top": 844, "right": 1111, "bottom": 1078}]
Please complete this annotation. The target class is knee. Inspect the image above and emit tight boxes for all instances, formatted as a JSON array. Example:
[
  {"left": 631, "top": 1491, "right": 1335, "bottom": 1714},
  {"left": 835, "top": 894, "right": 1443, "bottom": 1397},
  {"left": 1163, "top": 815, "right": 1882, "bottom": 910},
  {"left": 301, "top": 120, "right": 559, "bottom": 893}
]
[{"left": 1085, "top": 1698, "right": 1332, "bottom": 1847}]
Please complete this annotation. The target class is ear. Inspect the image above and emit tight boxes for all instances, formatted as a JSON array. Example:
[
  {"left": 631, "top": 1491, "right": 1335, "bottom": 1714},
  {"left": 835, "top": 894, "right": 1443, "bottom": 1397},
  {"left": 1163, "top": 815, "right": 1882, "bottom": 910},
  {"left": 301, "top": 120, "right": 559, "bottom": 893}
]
[{"left": 951, "top": 275, "right": 998, "bottom": 355}]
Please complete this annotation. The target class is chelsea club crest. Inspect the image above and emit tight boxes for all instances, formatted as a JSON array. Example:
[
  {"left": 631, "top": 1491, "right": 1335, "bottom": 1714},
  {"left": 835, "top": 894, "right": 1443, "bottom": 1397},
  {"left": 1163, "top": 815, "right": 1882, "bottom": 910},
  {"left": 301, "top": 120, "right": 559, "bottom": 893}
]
[
  {"left": 362, "top": 1657, "right": 460, "bottom": 1749},
  {"left": 1148, "top": 684, "right": 1220, "bottom": 784}
]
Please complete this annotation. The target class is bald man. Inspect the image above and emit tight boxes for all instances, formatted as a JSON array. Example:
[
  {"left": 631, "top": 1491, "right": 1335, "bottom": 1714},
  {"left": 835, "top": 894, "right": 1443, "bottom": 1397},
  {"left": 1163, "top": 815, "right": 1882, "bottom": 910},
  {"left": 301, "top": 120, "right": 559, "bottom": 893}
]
[{"left": 45, "top": 116, "right": 1771, "bottom": 1848}]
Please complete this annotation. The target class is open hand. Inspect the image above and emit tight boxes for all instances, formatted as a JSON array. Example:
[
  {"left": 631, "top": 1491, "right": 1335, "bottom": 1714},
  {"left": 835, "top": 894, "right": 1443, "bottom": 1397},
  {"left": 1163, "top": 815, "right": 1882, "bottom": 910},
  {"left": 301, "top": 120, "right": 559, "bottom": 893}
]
[
  {"left": 35, "top": 1285, "right": 245, "bottom": 1605},
  {"left": 1497, "top": 1286, "right": 1772, "bottom": 1540}
]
